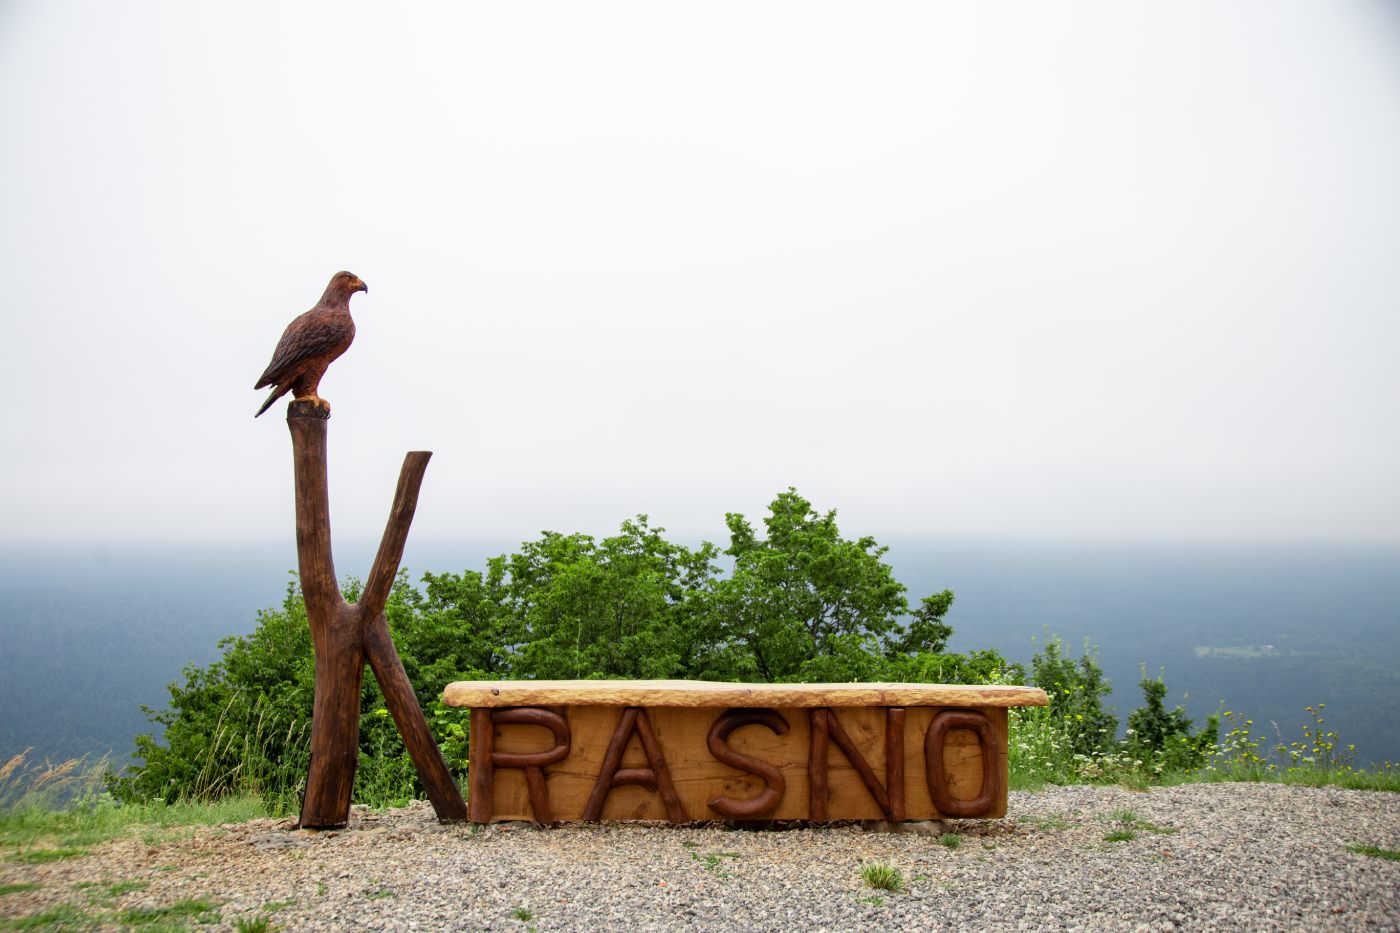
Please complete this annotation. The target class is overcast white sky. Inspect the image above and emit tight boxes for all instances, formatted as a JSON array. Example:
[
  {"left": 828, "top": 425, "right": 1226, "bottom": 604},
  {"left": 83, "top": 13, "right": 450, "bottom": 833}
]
[{"left": 2, "top": 1, "right": 1398, "bottom": 549}]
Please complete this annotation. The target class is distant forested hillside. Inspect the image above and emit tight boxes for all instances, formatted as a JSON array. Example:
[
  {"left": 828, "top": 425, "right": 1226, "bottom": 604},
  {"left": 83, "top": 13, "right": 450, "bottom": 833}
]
[{"left": 888, "top": 538, "right": 1400, "bottom": 767}]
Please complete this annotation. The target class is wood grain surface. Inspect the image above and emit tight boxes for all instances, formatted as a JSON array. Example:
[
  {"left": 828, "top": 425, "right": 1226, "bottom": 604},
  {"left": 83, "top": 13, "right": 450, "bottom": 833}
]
[{"left": 443, "top": 679, "right": 1047, "bottom": 710}]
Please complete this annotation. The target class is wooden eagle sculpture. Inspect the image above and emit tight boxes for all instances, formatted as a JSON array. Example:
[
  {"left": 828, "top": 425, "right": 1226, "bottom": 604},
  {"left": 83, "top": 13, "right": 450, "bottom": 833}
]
[{"left": 254, "top": 271, "right": 367, "bottom": 417}]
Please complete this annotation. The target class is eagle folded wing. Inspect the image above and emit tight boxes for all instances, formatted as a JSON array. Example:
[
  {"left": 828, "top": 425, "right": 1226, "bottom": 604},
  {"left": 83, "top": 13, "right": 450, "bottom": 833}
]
[{"left": 255, "top": 312, "right": 354, "bottom": 389}]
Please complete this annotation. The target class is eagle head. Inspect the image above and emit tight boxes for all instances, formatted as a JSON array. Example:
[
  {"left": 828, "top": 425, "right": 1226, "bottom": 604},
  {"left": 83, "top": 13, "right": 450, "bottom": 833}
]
[{"left": 326, "top": 270, "right": 368, "bottom": 299}]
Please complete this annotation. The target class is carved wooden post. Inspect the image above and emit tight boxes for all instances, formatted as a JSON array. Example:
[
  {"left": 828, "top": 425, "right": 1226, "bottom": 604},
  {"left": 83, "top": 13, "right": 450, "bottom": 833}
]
[{"left": 287, "top": 400, "right": 468, "bottom": 827}]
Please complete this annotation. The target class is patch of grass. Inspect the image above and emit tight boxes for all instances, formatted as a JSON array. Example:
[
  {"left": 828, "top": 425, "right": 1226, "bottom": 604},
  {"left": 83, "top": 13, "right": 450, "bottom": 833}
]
[
  {"left": 681, "top": 840, "right": 699, "bottom": 848},
  {"left": 855, "top": 894, "right": 886, "bottom": 907},
  {"left": 235, "top": 918, "right": 275, "bottom": 933},
  {"left": 315, "top": 883, "right": 328, "bottom": 897},
  {"left": 1103, "top": 828, "right": 1137, "bottom": 843},
  {"left": 1023, "top": 813, "right": 1073, "bottom": 831},
  {"left": 859, "top": 862, "right": 904, "bottom": 893},
  {"left": 0, "top": 883, "right": 41, "bottom": 897},
  {"left": 6, "top": 846, "right": 88, "bottom": 864},
  {"left": 1258, "top": 768, "right": 1400, "bottom": 793},
  {"left": 119, "top": 896, "right": 219, "bottom": 927},
  {"left": 106, "top": 880, "right": 151, "bottom": 897},
  {"left": 1347, "top": 843, "right": 1400, "bottom": 862},
  {"left": 938, "top": 832, "right": 962, "bottom": 849},
  {"left": 260, "top": 899, "right": 295, "bottom": 912},
  {"left": 0, "top": 903, "right": 93, "bottom": 930},
  {"left": 512, "top": 907, "right": 533, "bottom": 921},
  {"left": 1109, "top": 809, "right": 1177, "bottom": 834},
  {"left": 365, "top": 888, "right": 395, "bottom": 901},
  {"left": 0, "top": 760, "right": 269, "bottom": 853},
  {"left": 691, "top": 851, "right": 740, "bottom": 875}
]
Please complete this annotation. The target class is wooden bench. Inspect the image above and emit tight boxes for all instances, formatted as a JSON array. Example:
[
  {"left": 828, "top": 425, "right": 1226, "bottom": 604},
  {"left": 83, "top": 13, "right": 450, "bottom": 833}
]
[{"left": 441, "top": 680, "right": 1048, "bottom": 824}]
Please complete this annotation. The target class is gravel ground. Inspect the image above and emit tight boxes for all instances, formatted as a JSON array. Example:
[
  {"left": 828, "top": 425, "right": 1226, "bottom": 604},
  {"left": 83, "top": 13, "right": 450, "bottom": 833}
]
[{"left": 3, "top": 782, "right": 1398, "bottom": 931}]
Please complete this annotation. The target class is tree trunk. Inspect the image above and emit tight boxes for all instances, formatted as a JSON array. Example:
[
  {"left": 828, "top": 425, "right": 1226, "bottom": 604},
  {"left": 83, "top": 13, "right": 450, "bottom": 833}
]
[{"left": 287, "top": 400, "right": 467, "bottom": 828}]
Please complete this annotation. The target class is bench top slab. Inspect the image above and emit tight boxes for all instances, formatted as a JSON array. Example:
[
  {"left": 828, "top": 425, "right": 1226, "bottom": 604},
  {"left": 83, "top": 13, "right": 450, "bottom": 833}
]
[{"left": 441, "top": 679, "right": 1048, "bottom": 709}]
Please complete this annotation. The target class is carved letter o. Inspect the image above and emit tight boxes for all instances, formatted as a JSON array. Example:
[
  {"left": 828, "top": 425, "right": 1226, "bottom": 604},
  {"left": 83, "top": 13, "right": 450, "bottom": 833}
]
[{"left": 923, "top": 708, "right": 1000, "bottom": 818}]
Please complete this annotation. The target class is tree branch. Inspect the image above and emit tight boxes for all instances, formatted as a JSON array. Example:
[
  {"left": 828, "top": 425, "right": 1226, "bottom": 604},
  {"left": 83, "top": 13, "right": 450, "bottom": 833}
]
[{"left": 359, "top": 451, "right": 432, "bottom": 624}]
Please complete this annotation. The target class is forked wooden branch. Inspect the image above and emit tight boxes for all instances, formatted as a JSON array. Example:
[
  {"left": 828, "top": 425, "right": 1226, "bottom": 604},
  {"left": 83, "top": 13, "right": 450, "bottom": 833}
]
[{"left": 287, "top": 401, "right": 466, "bottom": 827}]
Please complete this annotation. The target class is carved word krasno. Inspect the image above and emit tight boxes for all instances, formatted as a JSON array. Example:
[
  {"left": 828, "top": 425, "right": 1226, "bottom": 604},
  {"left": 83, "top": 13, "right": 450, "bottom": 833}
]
[{"left": 441, "top": 680, "right": 1048, "bottom": 824}]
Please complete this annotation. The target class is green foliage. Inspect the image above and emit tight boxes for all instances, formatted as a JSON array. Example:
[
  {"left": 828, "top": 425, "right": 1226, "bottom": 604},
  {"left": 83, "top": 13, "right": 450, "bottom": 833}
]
[
  {"left": 1346, "top": 843, "right": 1400, "bottom": 862},
  {"left": 107, "top": 487, "right": 1398, "bottom": 809},
  {"left": 6, "top": 847, "right": 87, "bottom": 864},
  {"left": 859, "top": 862, "right": 904, "bottom": 892},
  {"left": 115, "top": 489, "right": 1007, "bottom": 808},
  {"left": 691, "top": 850, "right": 740, "bottom": 876},
  {"left": 715, "top": 490, "right": 911, "bottom": 681},
  {"left": 118, "top": 897, "right": 218, "bottom": 927},
  {"left": 0, "top": 903, "right": 93, "bottom": 930},
  {"left": 1027, "top": 635, "right": 1116, "bottom": 758},
  {"left": 234, "top": 918, "right": 275, "bottom": 933},
  {"left": 1124, "top": 673, "right": 1218, "bottom": 773},
  {"left": 1204, "top": 704, "right": 1398, "bottom": 790}
]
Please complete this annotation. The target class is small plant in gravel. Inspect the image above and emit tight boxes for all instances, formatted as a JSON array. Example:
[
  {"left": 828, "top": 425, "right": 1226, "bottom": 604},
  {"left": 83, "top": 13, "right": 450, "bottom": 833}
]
[
  {"left": 119, "top": 896, "right": 219, "bottom": 927},
  {"left": 0, "top": 883, "right": 42, "bottom": 896},
  {"left": 235, "top": 918, "right": 276, "bottom": 933},
  {"left": 1, "top": 902, "right": 93, "bottom": 930},
  {"left": 512, "top": 907, "right": 534, "bottom": 921},
  {"left": 1103, "top": 827, "right": 1137, "bottom": 843},
  {"left": 1109, "top": 809, "right": 1177, "bottom": 835},
  {"left": 691, "top": 850, "right": 740, "bottom": 876},
  {"left": 104, "top": 880, "right": 150, "bottom": 897},
  {"left": 366, "top": 888, "right": 395, "bottom": 901},
  {"left": 6, "top": 846, "right": 88, "bottom": 864},
  {"left": 1346, "top": 843, "right": 1400, "bottom": 862},
  {"left": 1023, "top": 813, "right": 1073, "bottom": 831},
  {"left": 860, "top": 862, "right": 904, "bottom": 893},
  {"left": 939, "top": 832, "right": 962, "bottom": 849},
  {"left": 855, "top": 894, "right": 886, "bottom": 907}
]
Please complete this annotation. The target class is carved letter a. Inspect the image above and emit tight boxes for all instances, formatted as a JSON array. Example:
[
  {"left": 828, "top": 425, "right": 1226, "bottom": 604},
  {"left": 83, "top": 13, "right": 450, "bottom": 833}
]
[{"left": 581, "top": 707, "right": 687, "bottom": 822}]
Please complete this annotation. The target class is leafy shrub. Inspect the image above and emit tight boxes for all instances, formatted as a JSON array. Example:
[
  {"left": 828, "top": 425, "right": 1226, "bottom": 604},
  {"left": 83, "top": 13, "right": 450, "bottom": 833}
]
[
  {"left": 114, "top": 489, "right": 1012, "bottom": 807},
  {"left": 1124, "top": 673, "right": 1218, "bottom": 773},
  {"left": 1027, "top": 635, "right": 1116, "bottom": 758}
]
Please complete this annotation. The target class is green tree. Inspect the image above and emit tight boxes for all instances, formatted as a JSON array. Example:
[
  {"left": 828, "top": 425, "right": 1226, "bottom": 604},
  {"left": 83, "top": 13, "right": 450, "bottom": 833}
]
[
  {"left": 715, "top": 489, "right": 917, "bottom": 681},
  {"left": 1028, "top": 635, "right": 1116, "bottom": 757},
  {"left": 1125, "top": 673, "right": 1219, "bottom": 772},
  {"left": 116, "top": 489, "right": 1000, "bottom": 806}
]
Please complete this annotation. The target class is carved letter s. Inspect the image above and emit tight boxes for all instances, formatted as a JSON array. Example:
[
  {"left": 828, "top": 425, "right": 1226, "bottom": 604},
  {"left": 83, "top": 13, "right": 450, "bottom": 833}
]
[{"left": 706, "top": 708, "right": 789, "bottom": 819}]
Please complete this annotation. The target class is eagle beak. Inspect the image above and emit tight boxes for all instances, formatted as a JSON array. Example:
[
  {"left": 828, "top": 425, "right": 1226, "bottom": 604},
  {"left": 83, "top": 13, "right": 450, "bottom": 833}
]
[{"left": 356, "top": 280, "right": 368, "bottom": 294}]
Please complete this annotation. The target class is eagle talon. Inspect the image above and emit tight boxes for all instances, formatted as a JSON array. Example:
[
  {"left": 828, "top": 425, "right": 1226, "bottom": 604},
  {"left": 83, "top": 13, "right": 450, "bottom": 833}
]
[{"left": 297, "top": 394, "right": 332, "bottom": 413}]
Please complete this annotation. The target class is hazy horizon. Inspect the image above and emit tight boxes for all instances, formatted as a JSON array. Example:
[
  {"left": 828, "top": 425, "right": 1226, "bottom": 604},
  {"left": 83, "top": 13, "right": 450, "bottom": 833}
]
[{"left": 5, "top": 536, "right": 1398, "bottom": 769}]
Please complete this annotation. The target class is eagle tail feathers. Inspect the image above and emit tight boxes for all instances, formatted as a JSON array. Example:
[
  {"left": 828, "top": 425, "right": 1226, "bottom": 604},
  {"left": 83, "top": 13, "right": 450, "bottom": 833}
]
[{"left": 254, "top": 386, "right": 286, "bottom": 418}]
